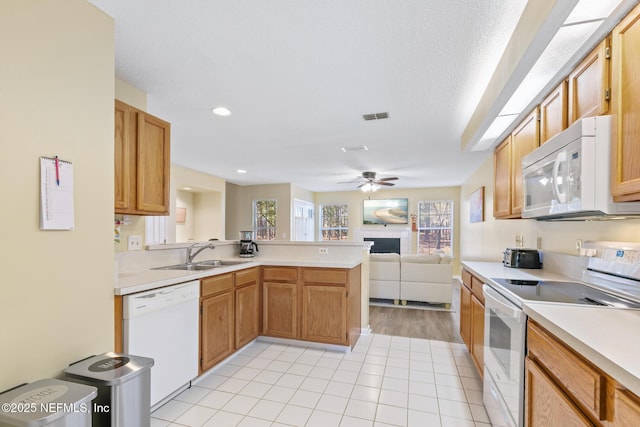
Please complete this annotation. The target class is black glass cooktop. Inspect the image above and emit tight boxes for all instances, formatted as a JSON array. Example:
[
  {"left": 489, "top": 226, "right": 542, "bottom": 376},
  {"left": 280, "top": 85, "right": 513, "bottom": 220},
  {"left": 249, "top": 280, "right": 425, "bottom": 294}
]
[{"left": 490, "top": 278, "right": 640, "bottom": 308}]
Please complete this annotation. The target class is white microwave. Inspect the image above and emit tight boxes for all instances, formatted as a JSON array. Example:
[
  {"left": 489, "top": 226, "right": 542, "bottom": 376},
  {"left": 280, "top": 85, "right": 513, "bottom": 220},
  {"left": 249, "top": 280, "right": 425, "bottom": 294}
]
[{"left": 521, "top": 116, "right": 640, "bottom": 220}]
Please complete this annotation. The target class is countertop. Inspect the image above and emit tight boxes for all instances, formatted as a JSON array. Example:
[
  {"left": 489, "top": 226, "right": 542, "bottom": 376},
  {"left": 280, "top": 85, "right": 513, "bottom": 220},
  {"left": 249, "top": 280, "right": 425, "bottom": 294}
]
[
  {"left": 116, "top": 258, "right": 362, "bottom": 296},
  {"left": 462, "top": 261, "right": 640, "bottom": 397}
]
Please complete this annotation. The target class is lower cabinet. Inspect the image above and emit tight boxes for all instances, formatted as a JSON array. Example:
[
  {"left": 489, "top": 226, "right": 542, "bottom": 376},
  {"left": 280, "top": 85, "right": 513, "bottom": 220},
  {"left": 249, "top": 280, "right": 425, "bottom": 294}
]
[
  {"left": 525, "top": 357, "right": 594, "bottom": 426},
  {"left": 263, "top": 265, "right": 361, "bottom": 347},
  {"left": 200, "top": 274, "right": 234, "bottom": 373},
  {"left": 263, "top": 281, "right": 298, "bottom": 339},
  {"left": 200, "top": 267, "right": 259, "bottom": 373},
  {"left": 526, "top": 320, "right": 640, "bottom": 426},
  {"left": 460, "top": 268, "right": 484, "bottom": 378}
]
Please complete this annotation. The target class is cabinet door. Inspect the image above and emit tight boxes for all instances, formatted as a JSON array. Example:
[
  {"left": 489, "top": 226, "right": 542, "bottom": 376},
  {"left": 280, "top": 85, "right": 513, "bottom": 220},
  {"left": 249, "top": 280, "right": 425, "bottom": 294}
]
[
  {"left": 302, "top": 285, "right": 347, "bottom": 345},
  {"left": 614, "top": 388, "right": 640, "bottom": 427},
  {"left": 235, "top": 283, "right": 259, "bottom": 349},
  {"left": 540, "top": 80, "right": 568, "bottom": 144},
  {"left": 200, "top": 292, "right": 234, "bottom": 372},
  {"left": 459, "top": 284, "right": 471, "bottom": 348},
  {"left": 470, "top": 295, "right": 484, "bottom": 377},
  {"left": 493, "top": 136, "right": 512, "bottom": 218},
  {"left": 136, "top": 112, "right": 170, "bottom": 214},
  {"left": 525, "top": 358, "right": 594, "bottom": 427},
  {"left": 114, "top": 101, "right": 134, "bottom": 211},
  {"left": 568, "top": 37, "right": 610, "bottom": 125},
  {"left": 263, "top": 282, "right": 297, "bottom": 339},
  {"left": 510, "top": 108, "right": 540, "bottom": 216},
  {"left": 611, "top": 5, "right": 640, "bottom": 201}
]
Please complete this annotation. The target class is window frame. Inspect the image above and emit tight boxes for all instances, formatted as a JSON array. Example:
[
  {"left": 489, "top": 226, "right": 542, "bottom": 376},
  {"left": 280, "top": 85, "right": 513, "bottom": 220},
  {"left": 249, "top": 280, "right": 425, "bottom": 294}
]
[
  {"left": 416, "top": 200, "right": 454, "bottom": 255},
  {"left": 253, "top": 199, "right": 277, "bottom": 240},
  {"left": 319, "top": 203, "right": 349, "bottom": 241}
]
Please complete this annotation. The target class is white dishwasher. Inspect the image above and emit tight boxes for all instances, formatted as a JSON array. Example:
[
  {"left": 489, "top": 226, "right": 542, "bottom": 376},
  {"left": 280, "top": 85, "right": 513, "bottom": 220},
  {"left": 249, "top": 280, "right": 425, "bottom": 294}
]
[{"left": 123, "top": 280, "right": 199, "bottom": 409}]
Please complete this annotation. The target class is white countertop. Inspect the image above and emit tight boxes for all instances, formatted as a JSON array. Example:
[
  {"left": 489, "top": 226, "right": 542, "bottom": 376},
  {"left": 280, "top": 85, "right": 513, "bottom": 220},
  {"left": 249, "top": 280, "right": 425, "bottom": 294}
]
[
  {"left": 116, "top": 258, "right": 362, "bottom": 296},
  {"left": 462, "top": 260, "right": 640, "bottom": 397}
]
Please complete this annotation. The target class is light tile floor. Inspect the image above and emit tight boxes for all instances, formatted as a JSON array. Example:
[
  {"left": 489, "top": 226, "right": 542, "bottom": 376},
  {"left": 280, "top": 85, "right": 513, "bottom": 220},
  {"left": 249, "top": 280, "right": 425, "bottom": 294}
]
[{"left": 151, "top": 334, "right": 492, "bottom": 427}]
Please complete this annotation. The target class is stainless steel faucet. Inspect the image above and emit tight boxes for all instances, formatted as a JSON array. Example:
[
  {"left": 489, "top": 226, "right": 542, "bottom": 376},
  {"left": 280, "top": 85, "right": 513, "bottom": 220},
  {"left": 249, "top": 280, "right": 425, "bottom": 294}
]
[{"left": 186, "top": 243, "right": 216, "bottom": 264}]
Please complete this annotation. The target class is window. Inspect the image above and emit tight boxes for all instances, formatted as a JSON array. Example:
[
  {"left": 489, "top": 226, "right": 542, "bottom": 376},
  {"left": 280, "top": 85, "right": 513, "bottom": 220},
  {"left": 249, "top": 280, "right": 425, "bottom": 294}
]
[
  {"left": 254, "top": 199, "right": 277, "bottom": 240},
  {"left": 417, "top": 200, "right": 453, "bottom": 255},
  {"left": 320, "top": 204, "right": 348, "bottom": 240}
]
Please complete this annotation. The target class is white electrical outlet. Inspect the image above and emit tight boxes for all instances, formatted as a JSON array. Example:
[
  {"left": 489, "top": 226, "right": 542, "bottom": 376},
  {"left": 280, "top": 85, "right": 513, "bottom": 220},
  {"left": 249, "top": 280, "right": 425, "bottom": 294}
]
[
  {"left": 319, "top": 248, "right": 328, "bottom": 254},
  {"left": 128, "top": 235, "right": 143, "bottom": 251}
]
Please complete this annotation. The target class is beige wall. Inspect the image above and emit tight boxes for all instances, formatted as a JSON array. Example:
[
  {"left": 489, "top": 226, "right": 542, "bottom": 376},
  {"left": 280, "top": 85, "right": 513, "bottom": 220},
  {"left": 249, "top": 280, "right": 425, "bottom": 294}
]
[
  {"left": 459, "top": 155, "right": 640, "bottom": 262},
  {"left": 115, "top": 78, "right": 147, "bottom": 110},
  {"left": 0, "top": 0, "right": 115, "bottom": 390},
  {"left": 226, "top": 183, "right": 293, "bottom": 240},
  {"left": 314, "top": 187, "right": 461, "bottom": 272}
]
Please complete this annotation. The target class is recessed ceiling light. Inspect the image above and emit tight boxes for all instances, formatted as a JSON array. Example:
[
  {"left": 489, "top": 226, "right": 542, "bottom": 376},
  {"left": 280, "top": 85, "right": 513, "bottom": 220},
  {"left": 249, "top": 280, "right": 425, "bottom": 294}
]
[
  {"left": 237, "top": 169, "right": 247, "bottom": 174},
  {"left": 341, "top": 145, "right": 369, "bottom": 152},
  {"left": 212, "top": 106, "right": 232, "bottom": 117}
]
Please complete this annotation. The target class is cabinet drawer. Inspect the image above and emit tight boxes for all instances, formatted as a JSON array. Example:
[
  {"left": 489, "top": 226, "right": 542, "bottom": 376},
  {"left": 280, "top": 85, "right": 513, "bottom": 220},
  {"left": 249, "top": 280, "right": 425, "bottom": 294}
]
[
  {"left": 236, "top": 267, "right": 258, "bottom": 287},
  {"left": 470, "top": 275, "right": 485, "bottom": 305},
  {"left": 527, "top": 321, "right": 605, "bottom": 421},
  {"left": 461, "top": 269, "right": 472, "bottom": 289},
  {"left": 263, "top": 266, "right": 298, "bottom": 282},
  {"left": 201, "top": 273, "right": 234, "bottom": 297},
  {"left": 302, "top": 268, "right": 347, "bottom": 285}
]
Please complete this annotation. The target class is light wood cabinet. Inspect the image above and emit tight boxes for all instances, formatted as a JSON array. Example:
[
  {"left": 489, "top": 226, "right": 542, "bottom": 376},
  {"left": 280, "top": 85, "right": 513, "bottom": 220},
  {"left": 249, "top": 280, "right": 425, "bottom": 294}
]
[
  {"left": 611, "top": 5, "right": 640, "bottom": 201},
  {"left": 493, "top": 108, "right": 540, "bottom": 218},
  {"left": 613, "top": 388, "right": 640, "bottom": 426},
  {"left": 114, "top": 99, "right": 170, "bottom": 215},
  {"left": 525, "top": 358, "right": 594, "bottom": 427},
  {"left": 301, "top": 266, "right": 360, "bottom": 346},
  {"left": 459, "top": 268, "right": 483, "bottom": 377},
  {"left": 235, "top": 268, "right": 260, "bottom": 349},
  {"left": 262, "top": 265, "right": 361, "bottom": 347},
  {"left": 493, "top": 135, "right": 512, "bottom": 218},
  {"left": 540, "top": 80, "right": 568, "bottom": 144},
  {"left": 568, "top": 37, "right": 610, "bottom": 125},
  {"left": 525, "top": 320, "right": 640, "bottom": 426},
  {"left": 263, "top": 266, "right": 299, "bottom": 339},
  {"left": 200, "top": 273, "right": 234, "bottom": 373}
]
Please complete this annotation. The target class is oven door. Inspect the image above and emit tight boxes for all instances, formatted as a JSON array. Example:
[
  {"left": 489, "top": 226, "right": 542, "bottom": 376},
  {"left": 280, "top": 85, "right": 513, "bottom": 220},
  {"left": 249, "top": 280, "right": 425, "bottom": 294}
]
[{"left": 483, "top": 285, "right": 527, "bottom": 427}]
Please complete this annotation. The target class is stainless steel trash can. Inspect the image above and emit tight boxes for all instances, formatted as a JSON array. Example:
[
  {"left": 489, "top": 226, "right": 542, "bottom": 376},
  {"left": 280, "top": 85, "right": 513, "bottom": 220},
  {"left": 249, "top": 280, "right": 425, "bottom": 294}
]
[
  {"left": 64, "top": 352, "right": 153, "bottom": 427},
  {"left": 0, "top": 378, "right": 97, "bottom": 427}
]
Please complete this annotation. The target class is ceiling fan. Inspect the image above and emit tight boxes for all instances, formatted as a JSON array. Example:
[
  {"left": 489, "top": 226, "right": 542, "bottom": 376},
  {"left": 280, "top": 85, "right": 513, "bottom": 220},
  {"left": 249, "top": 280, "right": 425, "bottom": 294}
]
[{"left": 339, "top": 171, "right": 399, "bottom": 192}]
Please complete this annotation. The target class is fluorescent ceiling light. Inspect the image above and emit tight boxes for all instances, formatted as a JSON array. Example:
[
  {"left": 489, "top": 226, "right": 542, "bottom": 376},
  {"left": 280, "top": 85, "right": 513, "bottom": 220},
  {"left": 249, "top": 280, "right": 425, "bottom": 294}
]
[
  {"left": 474, "top": 0, "right": 624, "bottom": 150},
  {"left": 212, "top": 106, "right": 232, "bottom": 117}
]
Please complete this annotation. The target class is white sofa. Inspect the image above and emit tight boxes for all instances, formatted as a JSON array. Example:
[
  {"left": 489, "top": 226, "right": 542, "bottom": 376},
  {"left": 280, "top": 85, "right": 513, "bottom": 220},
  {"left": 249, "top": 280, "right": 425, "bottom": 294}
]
[
  {"left": 400, "top": 253, "right": 453, "bottom": 308},
  {"left": 369, "top": 253, "right": 401, "bottom": 304}
]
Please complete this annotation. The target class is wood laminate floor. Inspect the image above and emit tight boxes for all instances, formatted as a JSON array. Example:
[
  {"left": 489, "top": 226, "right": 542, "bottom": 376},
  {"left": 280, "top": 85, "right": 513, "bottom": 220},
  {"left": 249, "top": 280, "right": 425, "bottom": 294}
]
[{"left": 368, "top": 279, "right": 463, "bottom": 343}]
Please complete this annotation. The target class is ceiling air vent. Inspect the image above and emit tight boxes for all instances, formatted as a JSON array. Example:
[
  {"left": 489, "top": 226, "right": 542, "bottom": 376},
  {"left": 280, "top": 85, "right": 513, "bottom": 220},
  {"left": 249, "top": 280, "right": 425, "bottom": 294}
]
[{"left": 362, "top": 112, "right": 389, "bottom": 121}]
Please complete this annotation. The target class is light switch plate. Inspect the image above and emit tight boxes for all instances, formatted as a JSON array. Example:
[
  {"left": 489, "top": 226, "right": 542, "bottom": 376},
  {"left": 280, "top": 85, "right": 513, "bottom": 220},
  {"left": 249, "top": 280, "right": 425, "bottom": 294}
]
[{"left": 128, "top": 235, "right": 143, "bottom": 251}]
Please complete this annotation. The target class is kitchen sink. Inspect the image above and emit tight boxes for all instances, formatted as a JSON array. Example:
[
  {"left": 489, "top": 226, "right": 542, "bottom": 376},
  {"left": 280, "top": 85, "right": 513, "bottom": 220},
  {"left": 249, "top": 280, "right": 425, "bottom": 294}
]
[{"left": 152, "top": 260, "right": 250, "bottom": 271}]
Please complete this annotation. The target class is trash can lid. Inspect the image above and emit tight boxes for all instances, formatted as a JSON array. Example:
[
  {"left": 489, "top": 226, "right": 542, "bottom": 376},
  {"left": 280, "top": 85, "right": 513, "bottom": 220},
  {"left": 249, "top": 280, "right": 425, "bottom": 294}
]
[
  {"left": 64, "top": 352, "right": 154, "bottom": 386},
  {"left": 0, "top": 378, "right": 96, "bottom": 427}
]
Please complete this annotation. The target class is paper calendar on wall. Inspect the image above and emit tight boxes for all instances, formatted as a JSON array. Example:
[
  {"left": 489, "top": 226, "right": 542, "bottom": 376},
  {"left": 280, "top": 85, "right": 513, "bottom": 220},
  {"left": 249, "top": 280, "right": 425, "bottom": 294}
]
[{"left": 40, "top": 156, "right": 75, "bottom": 230}]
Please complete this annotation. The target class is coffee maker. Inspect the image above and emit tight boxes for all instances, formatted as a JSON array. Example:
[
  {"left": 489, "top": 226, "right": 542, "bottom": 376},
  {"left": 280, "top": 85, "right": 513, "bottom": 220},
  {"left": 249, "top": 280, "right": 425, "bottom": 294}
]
[{"left": 239, "top": 230, "right": 259, "bottom": 257}]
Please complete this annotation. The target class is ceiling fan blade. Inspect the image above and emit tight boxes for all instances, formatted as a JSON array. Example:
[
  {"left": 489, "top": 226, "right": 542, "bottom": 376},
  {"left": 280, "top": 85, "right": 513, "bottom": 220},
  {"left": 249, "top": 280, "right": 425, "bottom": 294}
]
[
  {"left": 377, "top": 181, "right": 395, "bottom": 186},
  {"left": 357, "top": 183, "right": 368, "bottom": 189},
  {"left": 378, "top": 177, "right": 398, "bottom": 181}
]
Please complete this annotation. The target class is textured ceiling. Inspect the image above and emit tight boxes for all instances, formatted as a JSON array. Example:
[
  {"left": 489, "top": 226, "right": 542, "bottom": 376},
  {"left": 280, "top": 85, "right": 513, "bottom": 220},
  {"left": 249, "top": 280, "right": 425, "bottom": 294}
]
[{"left": 88, "top": 0, "right": 528, "bottom": 192}]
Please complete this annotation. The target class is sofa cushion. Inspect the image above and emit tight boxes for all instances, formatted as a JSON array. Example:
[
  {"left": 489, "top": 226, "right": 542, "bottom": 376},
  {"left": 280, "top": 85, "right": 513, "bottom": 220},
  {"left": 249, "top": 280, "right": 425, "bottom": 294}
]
[
  {"left": 400, "top": 254, "right": 441, "bottom": 264},
  {"left": 370, "top": 253, "right": 400, "bottom": 262}
]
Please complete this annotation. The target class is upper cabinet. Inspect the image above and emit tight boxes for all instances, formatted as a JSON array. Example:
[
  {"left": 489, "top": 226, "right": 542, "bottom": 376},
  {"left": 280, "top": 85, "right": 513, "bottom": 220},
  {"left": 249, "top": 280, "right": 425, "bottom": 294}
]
[
  {"left": 114, "top": 99, "right": 171, "bottom": 215},
  {"left": 539, "top": 80, "right": 567, "bottom": 144},
  {"left": 568, "top": 37, "right": 610, "bottom": 125},
  {"left": 494, "top": 108, "right": 540, "bottom": 218},
  {"left": 611, "top": 5, "right": 640, "bottom": 201}
]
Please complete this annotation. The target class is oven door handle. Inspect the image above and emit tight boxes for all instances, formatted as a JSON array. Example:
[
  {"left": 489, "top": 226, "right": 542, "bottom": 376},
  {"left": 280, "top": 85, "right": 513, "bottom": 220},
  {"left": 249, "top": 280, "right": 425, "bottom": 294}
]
[{"left": 483, "top": 284, "right": 524, "bottom": 321}]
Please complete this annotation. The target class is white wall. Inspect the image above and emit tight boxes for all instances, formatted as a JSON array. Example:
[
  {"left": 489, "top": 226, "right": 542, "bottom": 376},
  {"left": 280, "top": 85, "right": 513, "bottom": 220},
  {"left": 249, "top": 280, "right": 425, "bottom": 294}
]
[
  {"left": 0, "top": 0, "right": 115, "bottom": 390},
  {"left": 459, "top": 155, "right": 640, "bottom": 262}
]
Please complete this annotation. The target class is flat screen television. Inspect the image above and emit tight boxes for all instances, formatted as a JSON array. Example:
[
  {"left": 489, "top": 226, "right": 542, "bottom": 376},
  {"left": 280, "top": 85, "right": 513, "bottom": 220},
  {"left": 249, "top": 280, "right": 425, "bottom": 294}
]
[{"left": 363, "top": 198, "right": 409, "bottom": 225}]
